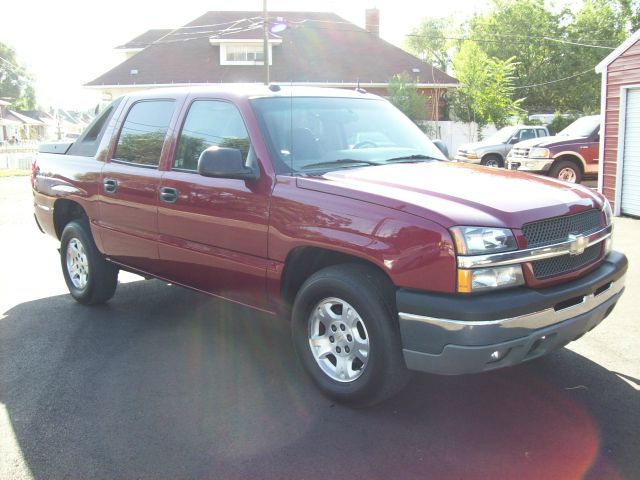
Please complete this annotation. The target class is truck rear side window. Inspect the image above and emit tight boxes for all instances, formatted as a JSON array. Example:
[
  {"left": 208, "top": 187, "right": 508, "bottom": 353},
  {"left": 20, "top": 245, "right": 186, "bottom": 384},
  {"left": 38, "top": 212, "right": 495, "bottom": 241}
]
[
  {"left": 173, "top": 100, "right": 251, "bottom": 171},
  {"left": 67, "top": 97, "right": 123, "bottom": 158},
  {"left": 114, "top": 100, "right": 175, "bottom": 167}
]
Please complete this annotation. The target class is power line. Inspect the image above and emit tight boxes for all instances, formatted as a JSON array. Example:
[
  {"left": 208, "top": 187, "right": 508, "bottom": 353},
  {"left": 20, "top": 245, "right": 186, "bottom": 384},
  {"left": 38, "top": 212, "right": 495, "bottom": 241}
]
[
  {"left": 140, "top": 16, "right": 608, "bottom": 89},
  {"left": 164, "top": 17, "right": 263, "bottom": 38},
  {"left": 155, "top": 17, "right": 616, "bottom": 50},
  {"left": 0, "top": 55, "right": 25, "bottom": 76},
  {"left": 512, "top": 67, "right": 596, "bottom": 89},
  {"left": 168, "top": 17, "right": 262, "bottom": 30},
  {"left": 405, "top": 33, "right": 615, "bottom": 50}
]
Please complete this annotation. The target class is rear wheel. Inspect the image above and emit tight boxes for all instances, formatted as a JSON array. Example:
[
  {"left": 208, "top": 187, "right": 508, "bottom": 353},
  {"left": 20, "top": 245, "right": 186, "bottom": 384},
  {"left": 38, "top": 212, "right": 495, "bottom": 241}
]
[
  {"left": 481, "top": 155, "right": 504, "bottom": 168},
  {"left": 60, "top": 219, "right": 118, "bottom": 305},
  {"left": 550, "top": 160, "right": 582, "bottom": 183},
  {"left": 291, "top": 264, "right": 410, "bottom": 407}
]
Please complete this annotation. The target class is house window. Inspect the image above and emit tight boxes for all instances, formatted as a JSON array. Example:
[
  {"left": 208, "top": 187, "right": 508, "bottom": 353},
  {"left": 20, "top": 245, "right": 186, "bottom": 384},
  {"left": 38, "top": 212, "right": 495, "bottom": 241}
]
[{"left": 220, "top": 44, "right": 272, "bottom": 65}]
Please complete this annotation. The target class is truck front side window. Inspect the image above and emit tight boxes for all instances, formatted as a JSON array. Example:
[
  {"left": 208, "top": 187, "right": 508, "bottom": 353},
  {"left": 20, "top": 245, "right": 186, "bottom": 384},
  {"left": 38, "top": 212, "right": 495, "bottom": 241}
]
[{"left": 173, "top": 100, "right": 251, "bottom": 172}]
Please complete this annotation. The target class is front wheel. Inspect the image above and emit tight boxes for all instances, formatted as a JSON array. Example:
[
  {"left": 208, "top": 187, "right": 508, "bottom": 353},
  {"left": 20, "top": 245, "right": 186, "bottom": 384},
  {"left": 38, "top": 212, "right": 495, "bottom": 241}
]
[
  {"left": 60, "top": 219, "right": 118, "bottom": 305},
  {"left": 291, "top": 264, "right": 410, "bottom": 407},
  {"left": 550, "top": 160, "right": 582, "bottom": 183},
  {"left": 481, "top": 155, "right": 504, "bottom": 168}
]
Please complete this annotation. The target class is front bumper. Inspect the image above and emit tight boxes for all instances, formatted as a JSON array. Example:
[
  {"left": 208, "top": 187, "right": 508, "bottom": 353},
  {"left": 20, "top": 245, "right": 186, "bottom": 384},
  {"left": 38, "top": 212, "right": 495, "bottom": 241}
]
[
  {"left": 397, "top": 251, "right": 627, "bottom": 375},
  {"left": 507, "top": 157, "right": 553, "bottom": 172}
]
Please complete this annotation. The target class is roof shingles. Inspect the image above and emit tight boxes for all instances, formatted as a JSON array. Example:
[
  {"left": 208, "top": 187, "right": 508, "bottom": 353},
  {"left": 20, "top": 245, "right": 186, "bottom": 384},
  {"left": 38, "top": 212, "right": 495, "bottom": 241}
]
[{"left": 89, "top": 11, "right": 457, "bottom": 87}]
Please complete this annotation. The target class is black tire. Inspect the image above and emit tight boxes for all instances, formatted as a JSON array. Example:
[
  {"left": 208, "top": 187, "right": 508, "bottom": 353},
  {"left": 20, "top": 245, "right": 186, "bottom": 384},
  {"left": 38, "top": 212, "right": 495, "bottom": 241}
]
[
  {"left": 481, "top": 154, "right": 504, "bottom": 168},
  {"left": 549, "top": 160, "right": 582, "bottom": 183},
  {"left": 60, "top": 218, "right": 118, "bottom": 305},
  {"left": 291, "top": 264, "right": 410, "bottom": 407}
]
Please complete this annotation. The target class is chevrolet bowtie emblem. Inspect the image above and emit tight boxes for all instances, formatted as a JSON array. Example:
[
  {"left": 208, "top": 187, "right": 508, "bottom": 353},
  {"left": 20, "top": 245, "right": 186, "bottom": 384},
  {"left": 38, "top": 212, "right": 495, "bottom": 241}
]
[{"left": 568, "top": 233, "right": 588, "bottom": 256}]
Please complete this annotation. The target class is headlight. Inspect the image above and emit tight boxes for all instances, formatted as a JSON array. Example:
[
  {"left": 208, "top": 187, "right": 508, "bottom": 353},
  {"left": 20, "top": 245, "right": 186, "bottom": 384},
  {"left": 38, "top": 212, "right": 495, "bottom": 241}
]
[
  {"left": 529, "top": 147, "right": 550, "bottom": 158},
  {"left": 602, "top": 197, "right": 613, "bottom": 226},
  {"left": 450, "top": 226, "right": 517, "bottom": 255},
  {"left": 458, "top": 265, "right": 525, "bottom": 293},
  {"left": 462, "top": 150, "right": 478, "bottom": 159}
]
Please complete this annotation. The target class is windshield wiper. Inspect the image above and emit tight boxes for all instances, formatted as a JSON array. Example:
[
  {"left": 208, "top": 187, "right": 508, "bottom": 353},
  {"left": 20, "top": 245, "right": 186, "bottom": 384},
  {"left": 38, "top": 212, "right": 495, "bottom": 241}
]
[
  {"left": 301, "top": 159, "right": 380, "bottom": 170},
  {"left": 383, "top": 154, "right": 441, "bottom": 162}
]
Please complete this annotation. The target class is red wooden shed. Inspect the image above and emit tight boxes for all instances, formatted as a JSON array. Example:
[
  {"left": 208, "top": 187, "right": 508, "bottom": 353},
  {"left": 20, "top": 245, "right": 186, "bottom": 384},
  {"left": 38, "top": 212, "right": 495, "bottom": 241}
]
[{"left": 596, "top": 30, "right": 640, "bottom": 217}]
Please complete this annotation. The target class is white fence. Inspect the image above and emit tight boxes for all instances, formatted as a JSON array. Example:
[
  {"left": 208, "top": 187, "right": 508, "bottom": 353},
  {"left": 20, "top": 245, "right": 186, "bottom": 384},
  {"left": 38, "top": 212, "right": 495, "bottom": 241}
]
[
  {"left": 0, "top": 146, "right": 37, "bottom": 170},
  {"left": 425, "top": 122, "right": 498, "bottom": 159}
]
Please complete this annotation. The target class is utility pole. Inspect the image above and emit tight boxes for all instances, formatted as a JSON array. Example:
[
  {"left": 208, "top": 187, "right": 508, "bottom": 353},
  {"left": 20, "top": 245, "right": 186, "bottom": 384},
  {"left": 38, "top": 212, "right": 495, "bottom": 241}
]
[{"left": 263, "top": 0, "right": 269, "bottom": 85}]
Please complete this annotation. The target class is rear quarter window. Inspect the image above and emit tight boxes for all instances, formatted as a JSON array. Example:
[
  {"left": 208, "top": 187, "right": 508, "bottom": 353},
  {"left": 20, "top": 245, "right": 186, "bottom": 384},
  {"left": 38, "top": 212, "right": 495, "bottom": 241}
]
[{"left": 67, "top": 97, "right": 123, "bottom": 157}]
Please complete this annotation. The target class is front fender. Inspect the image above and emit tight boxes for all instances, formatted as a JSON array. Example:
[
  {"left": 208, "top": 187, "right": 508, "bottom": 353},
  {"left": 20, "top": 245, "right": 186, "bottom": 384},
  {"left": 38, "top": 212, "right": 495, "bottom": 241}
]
[{"left": 268, "top": 178, "right": 457, "bottom": 293}]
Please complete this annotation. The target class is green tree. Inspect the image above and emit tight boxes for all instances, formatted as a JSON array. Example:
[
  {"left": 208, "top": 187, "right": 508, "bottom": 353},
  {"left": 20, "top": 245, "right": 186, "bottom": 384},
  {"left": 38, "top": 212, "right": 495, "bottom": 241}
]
[
  {"left": 388, "top": 72, "right": 428, "bottom": 126},
  {"left": 0, "top": 42, "right": 36, "bottom": 109},
  {"left": 405, "top": 17, "right": 453, "bottom": 72},
  {"left": 450, "top": 41, "right": 522, "bottom": 132},
  {"left": 618, "top": 0, "right": 640, "bottom": 31},
  {"left": 462, "top": 0, "right": 635, "bottom": 113},
  {"left": 465, "top": 0, "right": 568, "bottom": 112},
  {"left": 563, "top": 0, "right": 631, "bottom": 112}
]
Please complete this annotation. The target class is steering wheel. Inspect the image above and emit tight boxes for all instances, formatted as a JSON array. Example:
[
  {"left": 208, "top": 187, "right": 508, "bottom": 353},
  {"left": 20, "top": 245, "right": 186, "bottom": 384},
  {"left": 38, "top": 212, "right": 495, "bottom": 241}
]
[{"left": 352, "top": 141, "right": 378, "bottom": 149}]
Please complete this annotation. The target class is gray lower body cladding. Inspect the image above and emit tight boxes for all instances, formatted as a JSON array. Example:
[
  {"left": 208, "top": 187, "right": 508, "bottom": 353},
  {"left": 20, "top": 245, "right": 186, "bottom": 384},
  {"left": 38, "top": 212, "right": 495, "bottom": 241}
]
[{"left": 397, "top": 251, "right": 627, "bottom": 375}]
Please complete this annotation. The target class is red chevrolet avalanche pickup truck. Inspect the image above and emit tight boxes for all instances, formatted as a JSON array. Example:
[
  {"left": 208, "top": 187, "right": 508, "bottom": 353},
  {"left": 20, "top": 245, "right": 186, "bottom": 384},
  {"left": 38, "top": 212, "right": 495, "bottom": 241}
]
[{"left": 32, "top": 86, "right": 627, "bottom": 406}]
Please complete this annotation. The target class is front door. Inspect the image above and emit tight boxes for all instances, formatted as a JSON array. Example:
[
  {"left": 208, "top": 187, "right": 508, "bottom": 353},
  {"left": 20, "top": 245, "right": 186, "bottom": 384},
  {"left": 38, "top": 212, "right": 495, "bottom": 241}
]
[
  {"left": 157, "top": 99, "right": 272, "bottom": 311},
  {"left": 582, "top": 131, "right": 601, "bottom": 176}
]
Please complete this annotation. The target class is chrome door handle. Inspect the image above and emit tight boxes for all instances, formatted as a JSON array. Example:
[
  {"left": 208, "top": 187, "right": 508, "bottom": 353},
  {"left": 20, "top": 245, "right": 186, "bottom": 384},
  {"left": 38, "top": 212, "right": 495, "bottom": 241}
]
[
  {"left": 160, "top": 187, "right": 179, "bottom": 204},
  {"left": 103, "top": 178, "right": 118, "bottom": 194}
]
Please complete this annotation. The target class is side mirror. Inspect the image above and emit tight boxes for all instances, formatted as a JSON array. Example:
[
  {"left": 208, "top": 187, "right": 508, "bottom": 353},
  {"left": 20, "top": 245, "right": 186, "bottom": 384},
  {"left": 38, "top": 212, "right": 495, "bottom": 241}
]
[
  {"left": 197, "top": 146, "right": 259, "bottom": 180},
  {"left": 509, "top": 137, "right": 519, "bottom": 144}
]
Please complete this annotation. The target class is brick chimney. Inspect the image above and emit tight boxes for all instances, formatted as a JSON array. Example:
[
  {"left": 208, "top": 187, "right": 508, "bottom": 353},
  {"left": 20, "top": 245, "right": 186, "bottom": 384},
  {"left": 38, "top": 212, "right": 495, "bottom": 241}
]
[{"left": 365, "top": 8, "right": 380, "bottom": 37}]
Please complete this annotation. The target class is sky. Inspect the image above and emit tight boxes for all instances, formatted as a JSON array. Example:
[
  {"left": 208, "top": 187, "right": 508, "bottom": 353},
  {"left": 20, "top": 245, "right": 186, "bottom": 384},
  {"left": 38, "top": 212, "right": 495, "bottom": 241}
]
[{"left": 1, "top": 0, "right": 489, "bottom": 111}]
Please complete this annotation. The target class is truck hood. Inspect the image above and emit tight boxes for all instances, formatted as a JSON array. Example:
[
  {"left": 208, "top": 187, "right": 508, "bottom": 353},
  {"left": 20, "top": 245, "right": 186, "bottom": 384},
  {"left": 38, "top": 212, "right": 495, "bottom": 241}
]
[
  {"left": 297, "top": 162, "right": 603, "bottom": 229},
  {"left": 457, "top": 139, "right": 502, "bottom": 151},
  {"left": 514, "top": 135, "right": 588, "bottom": 149}
]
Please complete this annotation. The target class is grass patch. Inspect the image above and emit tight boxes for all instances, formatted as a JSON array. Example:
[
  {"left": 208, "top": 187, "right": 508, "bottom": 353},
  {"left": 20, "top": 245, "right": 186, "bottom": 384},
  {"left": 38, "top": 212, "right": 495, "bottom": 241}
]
[{"left": 0, "top": 169, "right": 30, "bottom": 177}]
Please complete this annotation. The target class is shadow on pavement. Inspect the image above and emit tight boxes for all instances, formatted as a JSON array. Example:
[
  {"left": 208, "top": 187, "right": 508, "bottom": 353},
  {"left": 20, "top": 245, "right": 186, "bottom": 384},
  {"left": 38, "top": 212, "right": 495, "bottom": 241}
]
[{"left": 1, "top": 280, "right": 638, "bottom": 479}]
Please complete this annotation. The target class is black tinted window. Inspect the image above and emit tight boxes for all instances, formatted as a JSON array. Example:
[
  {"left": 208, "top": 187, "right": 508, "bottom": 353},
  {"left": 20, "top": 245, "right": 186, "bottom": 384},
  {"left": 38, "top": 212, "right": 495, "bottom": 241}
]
[
  {"left": 174, "top": 100, "right": 250, "bottom": 171},
  {"left": 114, "top": 100, "right": 175, "bottom": 167},
  {"left": 67, "top": 97, "right": 123, "bottom": 158},
  {"left": 519, "top": 129, "right": 536, "bottom": 141}
]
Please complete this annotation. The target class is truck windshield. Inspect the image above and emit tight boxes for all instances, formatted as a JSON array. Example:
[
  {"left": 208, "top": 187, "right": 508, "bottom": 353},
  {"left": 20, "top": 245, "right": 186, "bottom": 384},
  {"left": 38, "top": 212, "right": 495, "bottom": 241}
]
[
  {"left": 484, "top": 126, "right": 518, "bottom": 144},
  {"left": 250, "top": 96, "right": 445, "bottom": 174},
  {"left": 558, "top": 116, "right": 599, "bottom": 137}
]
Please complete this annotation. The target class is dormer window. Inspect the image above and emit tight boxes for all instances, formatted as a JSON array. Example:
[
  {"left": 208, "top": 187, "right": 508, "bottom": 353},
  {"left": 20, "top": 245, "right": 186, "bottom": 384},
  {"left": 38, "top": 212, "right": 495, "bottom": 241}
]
[
  {"left": 223, "top": 44, "right": 266, "bottom": 65},
  {"left": 211, "top": 38, "right": 281, "bottom": 66}
]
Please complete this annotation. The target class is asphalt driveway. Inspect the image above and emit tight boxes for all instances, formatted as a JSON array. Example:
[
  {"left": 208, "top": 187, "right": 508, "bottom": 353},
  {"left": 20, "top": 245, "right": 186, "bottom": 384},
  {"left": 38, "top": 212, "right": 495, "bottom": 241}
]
[{"left": 0, "top": 176, "right": 638, "bottom": 479}]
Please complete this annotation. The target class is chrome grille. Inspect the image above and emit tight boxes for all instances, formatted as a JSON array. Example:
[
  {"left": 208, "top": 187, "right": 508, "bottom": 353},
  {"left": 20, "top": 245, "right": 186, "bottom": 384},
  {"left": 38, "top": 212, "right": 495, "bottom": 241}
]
[
  {"left": 522, "top": 210, "right": 603, "bottom": 248},
  {"left": 532, "top": 244, "right": 602, "bottom": 279},
  {"left": 510, "top": 147, "right": 530, "bottom": 158}
]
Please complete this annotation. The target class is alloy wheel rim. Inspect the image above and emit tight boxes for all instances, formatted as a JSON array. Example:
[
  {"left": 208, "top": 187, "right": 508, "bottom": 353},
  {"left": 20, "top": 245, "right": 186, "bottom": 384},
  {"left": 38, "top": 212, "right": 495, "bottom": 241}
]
[
  {"left": 558, "top": 167, "right": 577, "bottom": 183},
  {"left": 66, "top": 238, "right": 89, "bottom": 289},
  {"left": 308, "top": 297, "right": 370, "bottom": 383}
]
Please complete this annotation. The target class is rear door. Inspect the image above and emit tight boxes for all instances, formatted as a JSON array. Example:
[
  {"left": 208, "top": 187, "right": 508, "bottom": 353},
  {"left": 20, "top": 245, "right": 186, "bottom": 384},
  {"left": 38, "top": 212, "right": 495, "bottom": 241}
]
[
  {"left": 156, "top": 98, "right": 272, "bottom": 311},
  {"left": 98, "top": 98, "right": 179, "bottom": 272}
]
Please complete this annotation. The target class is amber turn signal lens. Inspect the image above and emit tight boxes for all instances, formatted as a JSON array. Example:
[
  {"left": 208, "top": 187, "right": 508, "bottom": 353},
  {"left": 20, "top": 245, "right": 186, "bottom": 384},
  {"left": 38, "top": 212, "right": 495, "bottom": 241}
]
[{"left": 457, "top": 269, "right": 472, "bottom": 293}]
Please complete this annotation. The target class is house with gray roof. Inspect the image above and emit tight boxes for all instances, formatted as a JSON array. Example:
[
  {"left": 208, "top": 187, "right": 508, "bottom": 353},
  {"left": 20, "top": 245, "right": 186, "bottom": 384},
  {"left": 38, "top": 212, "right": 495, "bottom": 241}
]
[{"left": 86, "top": 9, "right": 457, "bottom": 120}]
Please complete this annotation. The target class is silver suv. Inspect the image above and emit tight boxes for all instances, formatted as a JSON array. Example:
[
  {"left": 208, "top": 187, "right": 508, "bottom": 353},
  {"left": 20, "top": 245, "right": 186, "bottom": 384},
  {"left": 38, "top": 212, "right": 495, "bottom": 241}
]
[{"left": 455, "top": 125, "right": 550, "bottom": 168}]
